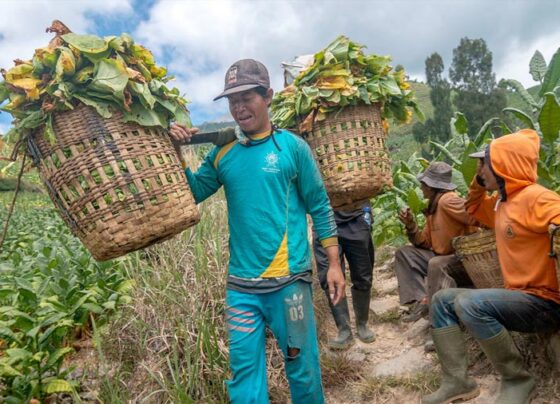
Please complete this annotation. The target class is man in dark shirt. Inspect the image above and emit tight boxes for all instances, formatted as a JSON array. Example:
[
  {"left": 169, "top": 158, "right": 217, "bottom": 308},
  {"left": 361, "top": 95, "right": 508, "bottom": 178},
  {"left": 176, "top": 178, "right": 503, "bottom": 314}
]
[{"left": 313, "top": 203, "right": 375, "bottom": 349}]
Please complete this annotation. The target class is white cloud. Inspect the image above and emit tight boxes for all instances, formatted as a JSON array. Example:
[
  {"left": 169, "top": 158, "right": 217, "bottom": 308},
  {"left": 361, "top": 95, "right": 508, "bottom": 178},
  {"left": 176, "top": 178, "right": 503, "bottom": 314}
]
[
  {"left": 495, "top": 32, "right": 560, "bottom": 88},
  {"left": 0, "top": 0, "right": 133, "bottom": 71},
  {"left": 1, "top": 0, "right": 559, "bottom": 124},
  {"left": 134, "top": 0, "right": 560, "bottom": 121}
]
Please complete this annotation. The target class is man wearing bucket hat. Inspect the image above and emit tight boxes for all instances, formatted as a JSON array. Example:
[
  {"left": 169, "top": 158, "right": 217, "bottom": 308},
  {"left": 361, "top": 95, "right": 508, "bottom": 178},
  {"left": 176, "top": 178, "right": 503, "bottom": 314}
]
[
  {"left": 169, "top": 59, "right": 345, "bottom": 403},
  {"left": 424, "top": 129, "right": 560, "bottom": 404},
  {"left": 395, "top": 161, "right": 477, "bottom": 324}
]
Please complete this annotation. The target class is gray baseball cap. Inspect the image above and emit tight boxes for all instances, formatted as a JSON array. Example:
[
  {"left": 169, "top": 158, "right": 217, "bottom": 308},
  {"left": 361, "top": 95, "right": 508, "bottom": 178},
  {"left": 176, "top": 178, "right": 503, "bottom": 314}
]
[
  {"left": 213, "top": 59, "right": 270, "bottom": 101},
  {"left": 416, "top": 161, "right": 457, "bottom": 190}
]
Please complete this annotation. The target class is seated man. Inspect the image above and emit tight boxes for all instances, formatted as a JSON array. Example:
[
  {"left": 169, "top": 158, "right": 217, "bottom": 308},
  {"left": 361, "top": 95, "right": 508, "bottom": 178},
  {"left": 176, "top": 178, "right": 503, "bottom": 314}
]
[
  {"left": 424, "top": 129, "right": 560, "bottom": 404},
  {"left": 396, "top": 161, "right": 477, "bottom": 322}
]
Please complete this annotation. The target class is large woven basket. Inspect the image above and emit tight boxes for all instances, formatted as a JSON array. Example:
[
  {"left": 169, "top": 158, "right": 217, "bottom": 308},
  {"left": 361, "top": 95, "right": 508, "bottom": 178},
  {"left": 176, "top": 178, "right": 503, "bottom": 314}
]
[
  {"left": 302, "top": 104, "right": 392, "bottom": 208},
  {"left": 27, "top": 104, "right": 200, "bottom": 261},
  {"left": 452, "top": 229, "right": 504, "bottom": 289}
]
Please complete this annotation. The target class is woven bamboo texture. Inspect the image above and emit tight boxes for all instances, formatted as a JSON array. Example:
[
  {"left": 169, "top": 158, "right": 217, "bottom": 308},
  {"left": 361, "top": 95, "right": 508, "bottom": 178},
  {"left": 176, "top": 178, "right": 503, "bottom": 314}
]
[
  {"left": 303, "top": 104, "right": 392, "bottom": 208},
  {"left": 452, "top": 229, "right": 504, "bottom": 289},
  {"left": 27, "top": 104, "right": 200, "bottom": 261}
]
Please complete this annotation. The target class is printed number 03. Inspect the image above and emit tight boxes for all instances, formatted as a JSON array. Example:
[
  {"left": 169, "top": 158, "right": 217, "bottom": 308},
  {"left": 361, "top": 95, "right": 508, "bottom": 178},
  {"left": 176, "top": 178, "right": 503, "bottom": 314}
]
[{"left": 289, "top": 305, "right": 304, "bottom": 321}]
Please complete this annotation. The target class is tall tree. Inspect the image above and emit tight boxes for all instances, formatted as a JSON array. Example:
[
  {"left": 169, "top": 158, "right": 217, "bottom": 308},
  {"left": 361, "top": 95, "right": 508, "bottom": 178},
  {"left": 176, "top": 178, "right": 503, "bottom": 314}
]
[
  {"left": 413, "top": 52, "right": 453, "bottom": 144},
  {"left": 449, "top": 38, "right": 506, "bottom": 137}
]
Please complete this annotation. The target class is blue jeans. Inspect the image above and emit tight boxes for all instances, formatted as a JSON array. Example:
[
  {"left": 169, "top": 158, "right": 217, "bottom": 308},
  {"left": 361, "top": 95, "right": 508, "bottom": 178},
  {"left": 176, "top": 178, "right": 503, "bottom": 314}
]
[
  {"left": 432, "top": 288, "right": 560, "bottom": 340},
  {"left": 225, "top": 281, "right": 324, "bottom": 404}
]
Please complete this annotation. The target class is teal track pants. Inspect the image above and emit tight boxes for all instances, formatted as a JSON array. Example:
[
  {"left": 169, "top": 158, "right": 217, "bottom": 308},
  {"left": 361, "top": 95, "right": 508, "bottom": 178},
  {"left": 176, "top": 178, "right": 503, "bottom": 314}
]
[{"left": 225, "top": 280, "right": 325, "bottom": 403}]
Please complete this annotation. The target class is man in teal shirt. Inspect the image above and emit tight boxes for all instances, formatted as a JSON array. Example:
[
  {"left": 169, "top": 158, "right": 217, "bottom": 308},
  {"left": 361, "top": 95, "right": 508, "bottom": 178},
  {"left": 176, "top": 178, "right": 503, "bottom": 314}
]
[{"left": 170, "top": 59, "right": 345, "bottom": 403}]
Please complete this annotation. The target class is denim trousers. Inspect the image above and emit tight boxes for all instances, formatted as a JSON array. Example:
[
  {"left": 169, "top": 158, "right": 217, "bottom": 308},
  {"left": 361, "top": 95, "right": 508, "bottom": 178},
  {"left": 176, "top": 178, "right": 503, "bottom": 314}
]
[{"left": 431, "top": 287, "right": 560, "bottom": 340}]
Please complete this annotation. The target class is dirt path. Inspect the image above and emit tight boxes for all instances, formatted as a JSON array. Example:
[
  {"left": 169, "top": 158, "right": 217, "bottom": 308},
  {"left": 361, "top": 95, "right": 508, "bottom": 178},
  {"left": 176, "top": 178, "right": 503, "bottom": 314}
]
[{"left": 321, "top": 247, "right": 502, "bottom": 403}]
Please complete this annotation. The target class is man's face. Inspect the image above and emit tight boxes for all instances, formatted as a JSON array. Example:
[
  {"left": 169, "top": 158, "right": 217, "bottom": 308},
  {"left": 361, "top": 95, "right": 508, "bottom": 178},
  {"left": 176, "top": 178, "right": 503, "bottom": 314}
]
[
  {"left": 227, "top": 88, "right": 273, "bottom": 135},
  {"left": 478, "top": 159, "right": 498, "bottom": 191},
  {"left": 420, "top": 182, "right": 433, "bottom": 199}
]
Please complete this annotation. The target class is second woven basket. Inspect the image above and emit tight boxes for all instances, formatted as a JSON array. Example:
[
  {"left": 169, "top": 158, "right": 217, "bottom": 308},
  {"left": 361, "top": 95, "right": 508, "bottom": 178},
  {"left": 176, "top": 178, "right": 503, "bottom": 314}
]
[
  {"left": 303, "top": 104, "right": 392, "bottom": 208},
  {"left": 452, "top": 229, "right": 504, "bottom": 289}
]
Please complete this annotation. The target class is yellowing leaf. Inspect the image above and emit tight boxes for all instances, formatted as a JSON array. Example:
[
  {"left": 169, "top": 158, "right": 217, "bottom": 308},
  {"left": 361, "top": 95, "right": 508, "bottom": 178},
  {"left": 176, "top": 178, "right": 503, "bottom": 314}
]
[
  {"left": 149, "top": 65, "right": 167, "bottom": 79},
  {"left": 45, "top": 379, "right": 73, "bottom": 394},
  {"left": 4, "top": 63, "right": 34, "bottom": 82},
  {"left": 9, "top": 77, "right": 42, "bottom": 91},
  {"left": 131, "top": 44, "right": 155, "bottom": 67},
  {"left": 315, "top": 76, "right": 351, "bottom": 90},
  {"left": 34, "top": 47, "right": 57, "bottom": 69},
  {"left": 26, "top": 86, "right": 41, "bottom": 100},
  {"left": 55, "top": 47, "right": 76, "bottom": 78}
]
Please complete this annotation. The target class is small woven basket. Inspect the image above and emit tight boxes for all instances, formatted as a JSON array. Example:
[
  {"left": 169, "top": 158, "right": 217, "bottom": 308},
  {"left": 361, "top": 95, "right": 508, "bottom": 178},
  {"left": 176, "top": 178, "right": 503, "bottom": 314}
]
[
  {"left": 27, "top": 104, "right": 200, "bottom": 261},
  {"left": 452, "top": 229, "right": 504, "bottom": 289},
  {"left": 302, "top": 104, "right": 392, "bottom": 208}
]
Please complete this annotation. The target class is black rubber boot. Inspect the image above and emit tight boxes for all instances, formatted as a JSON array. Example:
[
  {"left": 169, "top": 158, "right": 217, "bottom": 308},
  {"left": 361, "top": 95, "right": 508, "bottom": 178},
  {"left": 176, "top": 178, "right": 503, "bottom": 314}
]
[
  {"left": 351, "top": 288, "right": 375, "bottom": 343},
  {"left": 325, "top": 291, "right": 354, "bottom": 350}
]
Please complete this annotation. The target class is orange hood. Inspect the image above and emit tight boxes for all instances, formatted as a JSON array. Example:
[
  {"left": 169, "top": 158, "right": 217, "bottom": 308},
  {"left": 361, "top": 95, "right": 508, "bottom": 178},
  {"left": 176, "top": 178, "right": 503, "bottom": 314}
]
[{"left": 489, "top": 129, "right": 540, "bottom": 198}]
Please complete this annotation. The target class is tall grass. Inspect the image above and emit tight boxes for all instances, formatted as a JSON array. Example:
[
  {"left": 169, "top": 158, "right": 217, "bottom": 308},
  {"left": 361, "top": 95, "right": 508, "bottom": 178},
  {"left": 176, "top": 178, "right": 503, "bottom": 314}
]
[{"left": 98, "top": 192, "right": 230, "bottom": 402}]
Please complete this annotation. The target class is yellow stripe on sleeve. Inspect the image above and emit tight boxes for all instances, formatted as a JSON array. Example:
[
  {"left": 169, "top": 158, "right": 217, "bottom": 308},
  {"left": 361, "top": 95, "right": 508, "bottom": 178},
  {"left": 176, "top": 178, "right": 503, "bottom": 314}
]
[{"left": 320, "top": 237, "right": 339, "bottom": 248}]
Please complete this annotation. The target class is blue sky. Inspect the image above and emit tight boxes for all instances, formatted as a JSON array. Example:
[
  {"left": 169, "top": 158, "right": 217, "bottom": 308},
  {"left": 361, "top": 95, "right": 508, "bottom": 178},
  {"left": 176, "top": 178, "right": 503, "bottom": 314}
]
[{"left": 1, "top": 0, "right": 560, "bottom": 134}]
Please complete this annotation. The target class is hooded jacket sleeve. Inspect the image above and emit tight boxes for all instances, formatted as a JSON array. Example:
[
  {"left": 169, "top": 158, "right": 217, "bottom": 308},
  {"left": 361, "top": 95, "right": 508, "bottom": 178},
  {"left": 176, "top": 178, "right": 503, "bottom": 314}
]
[
  {"left": 465, "top": 177, "right": 497, "bottom": 228},
  {"left": 295, "top": 140, "right": 338, "bottom": 247}
]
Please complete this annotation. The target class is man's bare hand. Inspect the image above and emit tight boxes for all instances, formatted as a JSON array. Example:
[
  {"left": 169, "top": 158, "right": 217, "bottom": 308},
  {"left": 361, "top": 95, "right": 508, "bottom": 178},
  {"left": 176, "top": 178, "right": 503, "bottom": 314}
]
[
  {"left": 169, "top": 123, "right": 199, "bottom": 144},
  {"left": 398, "top": 207, "right": 415, "bottom": 230},
  {"left": 327, "top": 264, "right": 346, "bottom": 305}
]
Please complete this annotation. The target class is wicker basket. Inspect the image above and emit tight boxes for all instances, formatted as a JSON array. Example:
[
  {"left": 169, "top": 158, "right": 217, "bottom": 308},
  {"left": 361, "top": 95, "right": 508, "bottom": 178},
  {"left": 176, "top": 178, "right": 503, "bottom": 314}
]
[
  {"left": 302, "top": 104, "right": 392, "bottom": 208},
  {"left": 27, "top": 104, "right": 200, "bottom": 261},
  {"left": 452, "top": 229, "right": 504, "bottom": 289}
]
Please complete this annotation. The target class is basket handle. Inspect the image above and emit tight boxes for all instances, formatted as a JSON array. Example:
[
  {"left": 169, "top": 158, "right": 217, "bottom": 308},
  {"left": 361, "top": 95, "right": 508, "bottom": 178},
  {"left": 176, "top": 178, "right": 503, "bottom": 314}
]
[
  {"left": 451, "top": 236, "right": 464, "bottom": 260},
  {"left": 550, "top": 224, "right": 559, "bottom": 258}
]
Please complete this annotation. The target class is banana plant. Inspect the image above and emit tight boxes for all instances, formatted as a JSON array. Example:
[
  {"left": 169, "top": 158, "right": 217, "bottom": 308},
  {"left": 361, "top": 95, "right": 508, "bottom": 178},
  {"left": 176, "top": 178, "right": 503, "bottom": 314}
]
[
  {"left": 372, "top": 152, "right": 428, "bottom": 246},
  {"left": 429, "top": 112, "right": 506, "bottom": 195},
  {"left": 499, "top": 49, "right": 560, "bottom": 192}
]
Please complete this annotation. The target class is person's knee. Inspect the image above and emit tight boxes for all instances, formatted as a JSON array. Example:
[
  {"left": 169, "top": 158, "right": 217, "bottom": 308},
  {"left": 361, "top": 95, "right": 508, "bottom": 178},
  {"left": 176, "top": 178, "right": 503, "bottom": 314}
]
[
  {"left": 427, "top": 256, "right": 448, "bottom": 273},
  {"left": 454, "top": 291, "right": 478, "bottom": 320},
  {"left": 287, "top": 346, "right": 300, "bottom": 361},
  {"left": 432, "top": 288, "right": 458, "bottom": 308}
]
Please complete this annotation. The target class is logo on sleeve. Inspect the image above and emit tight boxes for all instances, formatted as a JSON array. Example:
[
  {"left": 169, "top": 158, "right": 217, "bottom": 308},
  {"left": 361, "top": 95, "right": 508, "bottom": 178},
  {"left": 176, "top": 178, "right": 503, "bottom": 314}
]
[
  {"left": 505, "top": 225, "right": 516, "bottom": 239},
  {"left": 262, "top": 151, "right": 280, "bottom": 173}
]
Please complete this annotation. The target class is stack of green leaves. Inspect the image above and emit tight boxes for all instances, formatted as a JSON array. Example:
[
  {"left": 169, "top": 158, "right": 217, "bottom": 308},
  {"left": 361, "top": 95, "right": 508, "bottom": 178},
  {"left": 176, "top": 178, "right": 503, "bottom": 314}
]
[
  {"left": 271, "top": 35, "right": 423, "bottom": 133},
  {"left": 0, "top": 22, "right": 190, "bottom": 145}
]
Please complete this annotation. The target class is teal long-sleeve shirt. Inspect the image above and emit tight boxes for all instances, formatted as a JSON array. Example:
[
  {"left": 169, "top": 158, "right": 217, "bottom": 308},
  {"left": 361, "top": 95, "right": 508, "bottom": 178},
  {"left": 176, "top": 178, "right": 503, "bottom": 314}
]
[{"left": 185, "top": 129, "right": 338, "bottom": 280}]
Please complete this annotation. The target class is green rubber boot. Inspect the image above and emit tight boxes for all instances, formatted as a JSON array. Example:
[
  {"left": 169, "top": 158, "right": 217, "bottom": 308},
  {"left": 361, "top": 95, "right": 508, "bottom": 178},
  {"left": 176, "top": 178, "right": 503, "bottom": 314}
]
[
  {"left": 351, "top": 288, "right": 375, "bottom": 343},
  {"left": 478, "top": 329, "right": 535, "bottom": 404},
  {"left": 325, "top": 292, "right": 354, "bottom": 350},
  {"left": 422, "top": 325, "right": 480, "bottom": 404}
]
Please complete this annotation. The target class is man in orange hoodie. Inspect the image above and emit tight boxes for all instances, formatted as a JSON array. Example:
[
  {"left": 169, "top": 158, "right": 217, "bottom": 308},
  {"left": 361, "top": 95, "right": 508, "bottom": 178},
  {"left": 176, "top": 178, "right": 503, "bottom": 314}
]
[
  {"left": 396, "top": 162, "right": 477, "bottom": 323},
  {"left": 423, "top": 129, "right": 560, "bottom": 404}
]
